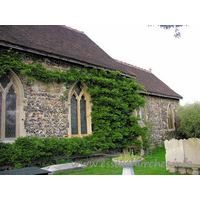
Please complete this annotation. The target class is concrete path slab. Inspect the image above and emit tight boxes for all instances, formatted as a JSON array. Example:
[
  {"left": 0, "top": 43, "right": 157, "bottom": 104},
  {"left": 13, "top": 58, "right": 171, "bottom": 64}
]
[{"left": 41, "top": 163, "right": 87, "bottom": 174}]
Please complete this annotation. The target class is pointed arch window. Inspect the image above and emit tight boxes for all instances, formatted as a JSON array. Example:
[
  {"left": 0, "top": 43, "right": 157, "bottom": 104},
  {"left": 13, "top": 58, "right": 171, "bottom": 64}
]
[
  {"left": 168, "top": 105, "right": 175, "bottom": 129},
  {"left": 0, "top": 70, "right": 27, "bottom": 142},
  {"left": 134, "top": 106, "right": 147, "bottom": 121},
  {"left": 69, "top": 82, "right": 92, "bottom": 137},
  {"left": 0, "top": 74, "right": 16, "bottom": 139}
]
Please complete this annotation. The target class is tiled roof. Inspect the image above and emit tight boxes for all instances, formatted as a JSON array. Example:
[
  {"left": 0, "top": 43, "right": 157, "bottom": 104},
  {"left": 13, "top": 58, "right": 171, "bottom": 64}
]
[
  {"left": 115, "top": 60, "right": 182, "bottom": 99},
  {"left": 0, "top": 25, "right": 182, "bottom": 99}
]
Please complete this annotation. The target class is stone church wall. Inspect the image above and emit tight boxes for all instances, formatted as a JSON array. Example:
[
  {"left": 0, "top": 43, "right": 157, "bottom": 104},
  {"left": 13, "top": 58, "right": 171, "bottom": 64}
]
[
  {"left": 9, "top": 51, "right": 180, "bottom": 144},
  {"left": 144, "top": 95, "right": 180, "bottom": 146},
  {"left": 19, "top": 53, "right": 72, "bottom": 138}
]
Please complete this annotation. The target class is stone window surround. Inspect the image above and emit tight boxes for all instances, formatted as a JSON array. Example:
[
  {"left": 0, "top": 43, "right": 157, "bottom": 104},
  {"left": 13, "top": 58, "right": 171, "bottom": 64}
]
[
  {"left": 67, "top": 81, "right": 92, "bottom": 138},
  {"left": 133, "top": 105, "right": 148, "bottom": 121},
  {"left": 167, "top": 104, "right": 175, "bottom": 131},
  {"left": 0, "top": 70, "right": 27, "bottom": 143}
]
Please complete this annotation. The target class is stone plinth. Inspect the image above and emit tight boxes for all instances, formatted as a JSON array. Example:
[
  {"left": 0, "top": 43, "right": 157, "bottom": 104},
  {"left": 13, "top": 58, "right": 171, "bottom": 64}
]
[{"left": 112, "top": 158, "right": 144, "bottom": 175}]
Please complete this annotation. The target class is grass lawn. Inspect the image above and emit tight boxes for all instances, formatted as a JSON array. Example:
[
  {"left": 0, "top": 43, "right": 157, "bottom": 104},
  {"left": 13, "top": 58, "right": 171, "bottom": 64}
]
[{"left": 52, "top": 148, "right": 183, "bottom": 175}]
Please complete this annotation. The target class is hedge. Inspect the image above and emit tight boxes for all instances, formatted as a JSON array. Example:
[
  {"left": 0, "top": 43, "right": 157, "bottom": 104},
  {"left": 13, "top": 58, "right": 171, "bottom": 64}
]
[{"left": 0, "top": 127, "right": 149, "bottom": 169}]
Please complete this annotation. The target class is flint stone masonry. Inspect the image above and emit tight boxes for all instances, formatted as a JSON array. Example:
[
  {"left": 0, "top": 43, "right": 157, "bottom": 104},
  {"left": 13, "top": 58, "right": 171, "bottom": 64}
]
[
  {"left": 3, "top": 50, "right": 181, "bottom": 144},
  {"left": 145, "top": 95, "right": 179, "bottom": 146},
  {"left": 164, "top": 138, "right": 200, "bottom": 175},
  {"left": 20, "top": 53, "right": 73, "bottom": 138}
]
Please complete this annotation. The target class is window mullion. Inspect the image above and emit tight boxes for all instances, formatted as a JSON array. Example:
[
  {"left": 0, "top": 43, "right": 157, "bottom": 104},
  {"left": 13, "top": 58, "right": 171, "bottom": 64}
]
[{"left": 77, "top": 97, "right": 81, "bottom": 136}]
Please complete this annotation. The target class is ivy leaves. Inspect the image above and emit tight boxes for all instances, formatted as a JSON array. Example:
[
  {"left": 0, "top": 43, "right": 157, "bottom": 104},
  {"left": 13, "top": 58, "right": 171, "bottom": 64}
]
[{"left": 0, "top": 48, "right": 148, "bottom": 152}]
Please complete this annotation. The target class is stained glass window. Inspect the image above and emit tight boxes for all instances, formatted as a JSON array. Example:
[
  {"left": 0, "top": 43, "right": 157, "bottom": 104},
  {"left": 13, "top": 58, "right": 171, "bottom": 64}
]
[
  {"left": 168, "top": 106, "right": 174, "bottom": 129},
  {"left": 71, "top": 95, "right": 78, "bottom": 135},
  {"left": 5, "top": 87, "right": 16, "bottom": 138},
  {"left": 0, "top": 75, "right": 10, "bottom": 89},
  {"left": 70, "top": 82, "right": 90, "bottom": 136},
  {"left": 80, "top": 96, "right": 87, "bottom": 134},
  {"left": 0, "top": 71, "right": 25, "bottom": 140}
]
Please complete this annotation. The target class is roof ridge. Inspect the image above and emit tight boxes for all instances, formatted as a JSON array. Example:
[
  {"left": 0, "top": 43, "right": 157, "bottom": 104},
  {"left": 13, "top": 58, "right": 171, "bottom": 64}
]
[
  {"left": 61, "top": 25, "right": 85, "bottom": 34},
  {"left": 115, "top": 59, "right": 152, "bottom": 73}
]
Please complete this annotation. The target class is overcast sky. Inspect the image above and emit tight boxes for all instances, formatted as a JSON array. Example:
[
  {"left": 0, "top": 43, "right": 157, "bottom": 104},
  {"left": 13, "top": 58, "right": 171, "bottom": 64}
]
[
  {"left": 58, "top": 1, "right": 199, "bottom": 106},
  {"left": 2, "top": 1, "right": 200, "bottom": 106},
  {"left": 81, "top": 25, "right": 200, "bottom": 106}
]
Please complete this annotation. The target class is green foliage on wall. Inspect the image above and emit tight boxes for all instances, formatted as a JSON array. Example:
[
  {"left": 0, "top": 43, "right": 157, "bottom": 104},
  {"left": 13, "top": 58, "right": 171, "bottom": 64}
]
[{"left": 0, "top": 48, "right": 150, "bottom": 153}]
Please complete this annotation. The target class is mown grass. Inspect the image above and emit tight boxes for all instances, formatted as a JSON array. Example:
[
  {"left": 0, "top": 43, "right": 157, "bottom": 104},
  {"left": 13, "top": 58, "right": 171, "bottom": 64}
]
[{"left": 52, "top": 148, "right": 182, "bottom": 175}]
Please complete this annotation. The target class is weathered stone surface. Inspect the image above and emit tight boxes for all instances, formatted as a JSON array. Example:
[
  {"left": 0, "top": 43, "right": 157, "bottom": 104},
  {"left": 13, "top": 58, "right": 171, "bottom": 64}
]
[
  {"left": 183, "top": 138, "right": 200, "bottom": 166},
  {"left": 192, "top": 167, "right": 199, "bottom": 175},
  {"left": 164, "top": 139, "right": 185, "bottom": 164},
  {"left": 186, "top": 168, "right": 193, "bottom": 175},
  {"left": 145, "top": 96, "right": 179, "bottom": 146},
  {"left": 41, "top": 163, "right": 87, "bottom": 174},
  {"left": 39, "top": 88, "right": 47, "bottom": 92},
  {"left": 165, "top": 138, "right": 200, "bottom": 174},
  {"left": 137, "top": 135, "right": 145, "bottom": 156},
  {"left": 137, "top": 120, "right": 146, "bottom": 128},
  {"left": 177, "top": 167, "right": 187, "bottom": 174},
  {"left": 31, "top": 85, "right": 39, "bottom": 91}
]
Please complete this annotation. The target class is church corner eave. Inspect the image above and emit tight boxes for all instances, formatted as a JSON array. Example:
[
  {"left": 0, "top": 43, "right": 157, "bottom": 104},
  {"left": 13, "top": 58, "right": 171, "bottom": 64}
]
[{"left": 139, "top": 90, "right": 183, "bottom": 100}]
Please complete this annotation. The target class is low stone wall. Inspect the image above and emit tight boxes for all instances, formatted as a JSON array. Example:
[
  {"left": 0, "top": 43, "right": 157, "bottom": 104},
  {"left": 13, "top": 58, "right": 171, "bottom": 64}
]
[{"left": 164, "top": 138, "right": 200, "bottom": 175}]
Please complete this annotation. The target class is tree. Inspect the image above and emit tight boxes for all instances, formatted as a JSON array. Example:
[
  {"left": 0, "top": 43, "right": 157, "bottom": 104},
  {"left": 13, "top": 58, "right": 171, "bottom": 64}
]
[
  {"left": 148, "top": 25, "right": 188, "bottom": 38},
  {"left": 177, "top": 102, "right": 200, "bottom": 138}
]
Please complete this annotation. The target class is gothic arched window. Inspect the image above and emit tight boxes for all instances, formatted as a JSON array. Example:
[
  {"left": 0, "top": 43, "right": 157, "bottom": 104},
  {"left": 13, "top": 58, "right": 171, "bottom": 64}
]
[
  {"left": 0, "top": 75, "right": 16, "bottom": 138},
  {"left": 135, "top": 106, "right": 147, "bottom": 121},
  {"left": 168, "top": 105, "right": 175, "bottom": 129},
  {"left": 0, "top": 70, "right": 26, "bottom": 142},
  {"left": 69, "top": 82, "right": 92, "bottom": 137}
]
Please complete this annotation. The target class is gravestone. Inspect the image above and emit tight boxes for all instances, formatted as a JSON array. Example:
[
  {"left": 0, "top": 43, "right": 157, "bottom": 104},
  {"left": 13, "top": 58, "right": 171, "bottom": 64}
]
[
  {"left": 183, "top": 138, "right": 200, "bottom": 165},
  {"left": 164, "top": 139, "right": 185, "bottom": 173},
  {"left": 41, "top": 163, "right": 86, "bottom": 174},
  {"left": 165, "top": 138, "right": 200, "bottom": 175}
]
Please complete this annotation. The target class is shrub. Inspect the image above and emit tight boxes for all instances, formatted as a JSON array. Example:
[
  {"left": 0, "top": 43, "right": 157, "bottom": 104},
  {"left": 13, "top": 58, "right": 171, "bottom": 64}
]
[
  {"left": 0, "top": 133, "right": 147, "bottom": 168},
  {"left": 177, "top": 102, "right": 200, "bottom": 138},
  {"left": 0, "top": 141, "right": 14, "bottom": 164},
  {"left": 0, "top": 136, "right": 96, "bottom": 167},
  {"left": 0, "top": 48, "right": 149, "bottom": 167}
]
